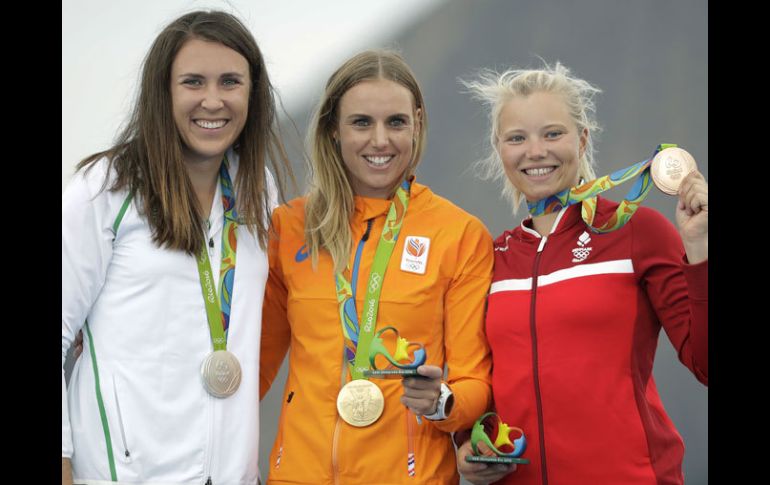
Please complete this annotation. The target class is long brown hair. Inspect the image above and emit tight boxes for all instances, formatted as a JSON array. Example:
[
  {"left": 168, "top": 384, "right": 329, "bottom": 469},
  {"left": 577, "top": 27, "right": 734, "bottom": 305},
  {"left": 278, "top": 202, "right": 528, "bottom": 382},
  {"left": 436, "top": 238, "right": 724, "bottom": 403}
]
[
  {"left": 304, "top": 49, "right": 427, "bottom": 273},
  {"left": 78, "top": 10, "right": 293, "bottom": 252}
]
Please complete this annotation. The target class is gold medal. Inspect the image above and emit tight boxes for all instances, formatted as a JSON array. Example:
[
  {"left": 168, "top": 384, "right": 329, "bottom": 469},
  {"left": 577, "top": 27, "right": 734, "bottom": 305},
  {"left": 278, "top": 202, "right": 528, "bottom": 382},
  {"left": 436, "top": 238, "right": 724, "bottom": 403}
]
[
  {"left": 336, "top": 379, "right": 384, "bottom": 427},
  {"left": 651, "top": 147, "right": 698, "bottom": 195},
  {"left": 200, "top": 350, "right": 242, "bottom": 398}
]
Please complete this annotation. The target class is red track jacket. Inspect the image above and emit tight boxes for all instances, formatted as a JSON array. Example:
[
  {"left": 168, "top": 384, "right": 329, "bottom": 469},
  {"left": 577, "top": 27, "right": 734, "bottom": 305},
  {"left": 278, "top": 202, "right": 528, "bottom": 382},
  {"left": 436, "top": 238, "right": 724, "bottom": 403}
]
[{"left": 487, "top": 197, "right": 707, "bottom": 485}]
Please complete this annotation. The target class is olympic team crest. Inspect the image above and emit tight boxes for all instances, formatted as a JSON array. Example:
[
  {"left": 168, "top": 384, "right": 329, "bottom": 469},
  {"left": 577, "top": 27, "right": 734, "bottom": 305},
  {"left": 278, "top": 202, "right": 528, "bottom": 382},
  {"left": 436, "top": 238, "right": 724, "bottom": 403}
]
[{"left": 400, "top": 236, "right": 430, "bottom": 274}]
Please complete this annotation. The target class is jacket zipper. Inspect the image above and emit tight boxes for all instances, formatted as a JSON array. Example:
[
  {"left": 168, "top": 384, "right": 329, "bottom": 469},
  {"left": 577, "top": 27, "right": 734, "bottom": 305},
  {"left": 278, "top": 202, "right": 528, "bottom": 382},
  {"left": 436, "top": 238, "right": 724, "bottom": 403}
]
[
  {"left": 350, "top": 219, "right": 373, "bottom": 297},
  {"left": 204, "top": 225, "right": 216, "bottom": 485},
  {"left": 204, "top": 393, "right": 214, "bottom": 484},
  {"left": 333, "top": 219, "right": 374, "bottom": 484},
  {"left": 531, "top": 236, "right": 549, "bottom": 485},
  {"left": 111, "top": 378, "right": 132, "bottom": 461}
]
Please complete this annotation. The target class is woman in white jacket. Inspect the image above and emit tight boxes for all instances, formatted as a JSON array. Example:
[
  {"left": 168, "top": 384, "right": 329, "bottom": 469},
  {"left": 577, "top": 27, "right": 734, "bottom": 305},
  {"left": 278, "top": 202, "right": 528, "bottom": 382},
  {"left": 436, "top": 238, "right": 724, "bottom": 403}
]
[{"left": 62, "top": 10, "right": 293, "bottom": 485}]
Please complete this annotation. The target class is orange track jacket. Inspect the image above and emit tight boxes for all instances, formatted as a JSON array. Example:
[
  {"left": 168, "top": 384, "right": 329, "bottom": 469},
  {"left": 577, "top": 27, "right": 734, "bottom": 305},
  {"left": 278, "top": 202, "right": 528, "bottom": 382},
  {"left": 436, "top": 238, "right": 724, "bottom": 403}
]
[{"left": 261, "top": 183, "right": 493, "bottom": 484}]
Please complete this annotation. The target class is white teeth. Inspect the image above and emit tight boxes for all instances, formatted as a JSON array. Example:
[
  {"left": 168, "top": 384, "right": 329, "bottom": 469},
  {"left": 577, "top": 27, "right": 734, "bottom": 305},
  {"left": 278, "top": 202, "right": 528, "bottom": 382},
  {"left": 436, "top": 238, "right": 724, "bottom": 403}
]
[
  {"left": 524, "top": 167, "right": 556, "bottom": 176},
  {"left": 195, "top": 120, "right": 227, "bottom": 129},
  {"left": 364, "top": 156, "right": 393, "bottom": 166}
]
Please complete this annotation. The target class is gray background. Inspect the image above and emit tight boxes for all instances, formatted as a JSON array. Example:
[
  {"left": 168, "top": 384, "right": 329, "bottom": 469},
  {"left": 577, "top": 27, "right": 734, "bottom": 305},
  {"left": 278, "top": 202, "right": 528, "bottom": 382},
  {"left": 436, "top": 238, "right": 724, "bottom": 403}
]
[
  {"left": 262, "top": 1, "right": 708, "bottom": 483},
  {"left": 64, "top": 0, "right": 708, "bottom": 483}
]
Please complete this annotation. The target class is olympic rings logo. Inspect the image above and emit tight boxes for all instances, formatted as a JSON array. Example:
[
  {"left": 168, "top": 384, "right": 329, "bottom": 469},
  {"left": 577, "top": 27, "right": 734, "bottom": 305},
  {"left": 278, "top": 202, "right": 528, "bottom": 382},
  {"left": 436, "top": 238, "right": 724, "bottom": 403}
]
[{"left": 369, "top": 273, "right": 382, "bottom": 292}]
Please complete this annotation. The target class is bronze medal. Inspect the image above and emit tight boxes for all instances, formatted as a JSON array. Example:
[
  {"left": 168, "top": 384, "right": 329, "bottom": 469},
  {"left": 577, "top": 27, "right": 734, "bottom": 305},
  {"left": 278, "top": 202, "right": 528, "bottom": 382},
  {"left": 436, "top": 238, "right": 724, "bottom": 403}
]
[
  {"left": 200, "top": 350, "right": 242, "bottom": 398},
  {"left": 336, "top": 379, "right": 384, "bottom": 427},
  {"left": 651, "top": 147, "right": 698, "bottom": 195}
]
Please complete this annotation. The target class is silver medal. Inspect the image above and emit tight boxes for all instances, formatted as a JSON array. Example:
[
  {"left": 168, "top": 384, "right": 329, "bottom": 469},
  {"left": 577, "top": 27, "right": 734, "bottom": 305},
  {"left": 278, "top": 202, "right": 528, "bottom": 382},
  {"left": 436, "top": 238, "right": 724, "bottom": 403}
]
[{"left": 200, "top": 350, "right": 242, "bottom": 398}]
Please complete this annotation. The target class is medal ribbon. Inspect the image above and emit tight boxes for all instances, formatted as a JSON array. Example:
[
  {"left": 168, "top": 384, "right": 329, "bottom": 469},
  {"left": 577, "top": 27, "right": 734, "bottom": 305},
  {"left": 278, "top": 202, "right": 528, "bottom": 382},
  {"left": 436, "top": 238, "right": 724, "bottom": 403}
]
[
  {"left": 527, "top": 144, "right": 676, "bottom": 233},
  {"left": 335, "top": 179, "right": 410, "bottom": 380},
  {"left": 196, "top": 156, "right": 239, "bottom": 351}
]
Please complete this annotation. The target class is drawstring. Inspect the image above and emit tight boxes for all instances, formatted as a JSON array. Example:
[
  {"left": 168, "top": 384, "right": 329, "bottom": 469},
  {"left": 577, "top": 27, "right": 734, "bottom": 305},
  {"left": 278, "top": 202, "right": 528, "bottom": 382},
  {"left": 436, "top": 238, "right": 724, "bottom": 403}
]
[{"left": 406, "top": 407, "right": 416, "bottom": 477}]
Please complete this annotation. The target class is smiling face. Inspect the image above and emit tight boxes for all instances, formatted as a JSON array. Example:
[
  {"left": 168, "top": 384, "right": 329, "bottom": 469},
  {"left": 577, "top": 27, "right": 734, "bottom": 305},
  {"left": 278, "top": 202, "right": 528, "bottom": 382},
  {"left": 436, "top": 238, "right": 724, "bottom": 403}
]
[
  {"left": 170, "top": 38, "right": 250, "bottom": 166},
  {"left": 334, "top": 78, "right": 421, "bottom": 199},
  {"left": 497, "top": 90, "right": 588, "bottom": 203}
]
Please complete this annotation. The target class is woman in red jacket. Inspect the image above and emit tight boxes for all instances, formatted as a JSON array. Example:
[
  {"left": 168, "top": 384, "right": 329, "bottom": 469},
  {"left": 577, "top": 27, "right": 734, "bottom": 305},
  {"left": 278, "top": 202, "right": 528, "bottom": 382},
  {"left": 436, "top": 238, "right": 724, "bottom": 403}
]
[{"left": 456, "top": 62, "right": 707, "bottom": 485}]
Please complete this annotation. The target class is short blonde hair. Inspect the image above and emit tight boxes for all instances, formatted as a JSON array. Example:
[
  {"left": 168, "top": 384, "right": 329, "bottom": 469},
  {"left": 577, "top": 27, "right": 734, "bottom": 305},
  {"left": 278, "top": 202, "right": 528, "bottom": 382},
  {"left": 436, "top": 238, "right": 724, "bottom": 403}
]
[{"left": 462, "top": 61, "right": 602, "bottom": 212}]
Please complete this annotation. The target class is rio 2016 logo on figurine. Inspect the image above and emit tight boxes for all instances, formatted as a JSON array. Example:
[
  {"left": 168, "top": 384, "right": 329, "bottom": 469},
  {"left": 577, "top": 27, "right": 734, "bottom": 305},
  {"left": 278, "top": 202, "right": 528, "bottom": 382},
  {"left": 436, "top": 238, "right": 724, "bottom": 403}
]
[
  {"left": 363, "top": 326, "right": 427, "bottom": 377},
  {"left": 466, "top": 412, "right": 530, "bottom": 465}
]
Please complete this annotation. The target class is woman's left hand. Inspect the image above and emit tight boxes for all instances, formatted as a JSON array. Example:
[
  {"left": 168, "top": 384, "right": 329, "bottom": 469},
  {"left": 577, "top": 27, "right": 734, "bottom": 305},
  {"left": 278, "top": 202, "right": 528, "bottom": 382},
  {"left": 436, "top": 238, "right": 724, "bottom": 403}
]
[
  {"left": 675, "top": 170, "right": 708, "bottom": 264},
  {"left": 401, "top": 365, "right": 443, "bottom": 418}
]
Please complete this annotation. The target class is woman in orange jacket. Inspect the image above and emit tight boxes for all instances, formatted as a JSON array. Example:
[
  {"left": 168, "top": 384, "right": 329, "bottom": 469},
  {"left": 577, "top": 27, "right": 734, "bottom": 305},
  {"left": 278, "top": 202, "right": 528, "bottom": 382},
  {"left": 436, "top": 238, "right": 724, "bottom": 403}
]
[{"left": 260, "top": 49, "right": 494, "bottom": 484}]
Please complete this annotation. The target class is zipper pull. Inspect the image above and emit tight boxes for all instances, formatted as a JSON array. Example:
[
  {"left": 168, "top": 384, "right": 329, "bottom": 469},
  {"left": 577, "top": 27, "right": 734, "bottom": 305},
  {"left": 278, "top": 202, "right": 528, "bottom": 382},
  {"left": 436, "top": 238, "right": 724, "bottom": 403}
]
[
  {"left": 287, "top": 391, "right": 294, "bottom": 403},
  {"left": 205, "top": 477, "right": 212, "bottom": 485},
  {"left": 537, "top": 236, "right": 548, "bottom": 253},
  {"left": 362, "top": 219, "right": 373, "bottom": 241}
]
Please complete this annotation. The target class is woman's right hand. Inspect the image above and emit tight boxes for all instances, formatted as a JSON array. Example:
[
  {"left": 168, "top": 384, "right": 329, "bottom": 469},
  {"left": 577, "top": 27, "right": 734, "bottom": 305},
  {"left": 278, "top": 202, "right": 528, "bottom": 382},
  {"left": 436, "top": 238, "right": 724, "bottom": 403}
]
[
  {"left": 456, "top": 439, "right": 516, "bottom": 485},
  {"left": 62, "top": 457, "right": 73, "bottom": 485},
  {"left": 73, "top": 330, "right": 84, "bottom": 359}
]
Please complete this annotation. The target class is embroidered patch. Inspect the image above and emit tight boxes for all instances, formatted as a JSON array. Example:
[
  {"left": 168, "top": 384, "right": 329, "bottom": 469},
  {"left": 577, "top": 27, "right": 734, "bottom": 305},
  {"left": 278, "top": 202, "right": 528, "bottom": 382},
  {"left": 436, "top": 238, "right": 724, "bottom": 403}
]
[
  {"left": 571, "top": 231, "right": 593, "bottom": 263},
  {"left": 400, "top": 236, "right": 430, "bottom": 274}
]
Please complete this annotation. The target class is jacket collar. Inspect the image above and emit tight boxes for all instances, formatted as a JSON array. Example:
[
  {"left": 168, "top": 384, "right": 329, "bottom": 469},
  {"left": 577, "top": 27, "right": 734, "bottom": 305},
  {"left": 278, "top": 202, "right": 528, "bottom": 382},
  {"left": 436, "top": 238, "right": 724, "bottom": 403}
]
[
  {"left": 518, "top": 196, "right": 608, "bottom": 240},
  {"left": 353, "top": 181, "right": 429, "bottom": 221}
]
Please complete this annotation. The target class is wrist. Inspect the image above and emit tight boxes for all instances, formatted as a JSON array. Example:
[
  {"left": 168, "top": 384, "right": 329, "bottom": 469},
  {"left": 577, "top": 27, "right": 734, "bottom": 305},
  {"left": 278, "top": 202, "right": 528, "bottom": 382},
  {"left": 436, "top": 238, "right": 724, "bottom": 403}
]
[
  {"left": 424, "top": 382, "right": 453, "bottom": 421},
  {"left": 62, "top": 458, "right": 73, "bottom": 485},
  {"left": 683, "top": 239, "right": 707, "bottom": 264}
]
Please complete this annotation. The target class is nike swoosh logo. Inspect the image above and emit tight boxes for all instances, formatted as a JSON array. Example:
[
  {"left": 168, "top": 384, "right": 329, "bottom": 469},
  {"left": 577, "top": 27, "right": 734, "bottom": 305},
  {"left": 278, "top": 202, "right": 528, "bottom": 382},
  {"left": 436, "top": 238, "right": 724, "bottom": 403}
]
[{"left": 295, "top": 244, "right": 309, "bottom": 263}]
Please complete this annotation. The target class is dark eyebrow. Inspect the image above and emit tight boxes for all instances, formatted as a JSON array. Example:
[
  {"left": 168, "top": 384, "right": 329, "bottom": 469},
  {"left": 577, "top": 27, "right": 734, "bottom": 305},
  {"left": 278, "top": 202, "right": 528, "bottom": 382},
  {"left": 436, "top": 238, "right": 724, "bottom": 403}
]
[
  {"left": 344, "top": 113, "right": 411, "bottom": 120},
  {"left": 176, "top": 72, "right": 247, "bottom": 79}
]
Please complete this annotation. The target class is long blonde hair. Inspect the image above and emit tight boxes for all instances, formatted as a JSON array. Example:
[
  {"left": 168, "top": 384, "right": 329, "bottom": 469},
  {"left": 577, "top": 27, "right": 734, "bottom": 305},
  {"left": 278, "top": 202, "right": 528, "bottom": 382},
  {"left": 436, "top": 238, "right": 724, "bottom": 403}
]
[
  {"left": 305, "top": 49, "right": 427, "bottom": 273},
  {"left": 462, "top": 61, "right": 602, "bottom": 213}
]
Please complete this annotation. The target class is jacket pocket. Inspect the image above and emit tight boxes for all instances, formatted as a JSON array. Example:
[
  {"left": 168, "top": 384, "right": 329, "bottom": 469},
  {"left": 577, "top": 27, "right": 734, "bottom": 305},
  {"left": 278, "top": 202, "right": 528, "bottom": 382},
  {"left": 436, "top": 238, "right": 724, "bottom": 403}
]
[
  {"left": 273, "top": 389, "right": 294, "bottom": 470},
  {"left": 111, "top": 376, "right": 133, "bottom": 463}
]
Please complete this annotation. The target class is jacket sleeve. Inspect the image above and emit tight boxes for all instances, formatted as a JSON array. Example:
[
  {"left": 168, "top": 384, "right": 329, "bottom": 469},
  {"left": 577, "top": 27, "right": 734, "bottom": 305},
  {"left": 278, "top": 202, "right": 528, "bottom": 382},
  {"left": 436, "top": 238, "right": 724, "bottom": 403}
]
[
  {"left": 61, "top": 163, "right": 116, "bottom": 457},
  {"left": 633, "top": 209, "right": 708, "bottom": 385},
  {"left": 431, "top": 217, "right": 494, "bottom": 432},
  {"left": 260, "top": 207, "right": 291, "bottom": 400}
]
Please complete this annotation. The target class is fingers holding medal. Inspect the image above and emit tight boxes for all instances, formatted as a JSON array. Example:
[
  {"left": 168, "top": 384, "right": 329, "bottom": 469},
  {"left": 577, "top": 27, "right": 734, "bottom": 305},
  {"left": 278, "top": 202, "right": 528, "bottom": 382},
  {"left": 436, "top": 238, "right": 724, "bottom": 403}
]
[
  {"left": 649, "top": 145, "right": 708, "bottom": 217},
  {"left": 651, "top": 145, "right": 708, "bottom": 257},
  {"left": 675, "top": 168, "right": 708, "bottom": 260},
  {"left": 677, "top": 169, "right": 708, "bottom": 218}
]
